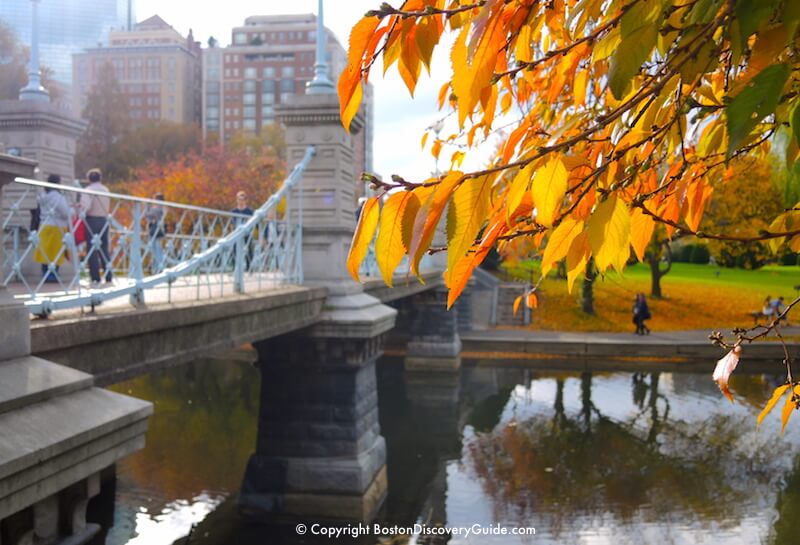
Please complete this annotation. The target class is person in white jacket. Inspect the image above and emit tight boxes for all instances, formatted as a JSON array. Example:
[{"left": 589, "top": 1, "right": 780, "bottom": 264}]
[
  {"left": 34, "top": 174, "right": 73, "bottom": 282},
  {"left": 79, "top": 168, "right": 112, "bottom": 285}
]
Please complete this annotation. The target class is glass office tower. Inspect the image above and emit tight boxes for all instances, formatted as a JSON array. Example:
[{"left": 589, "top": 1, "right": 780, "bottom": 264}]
[{"left": 0, "top": 0, "right": 136, "bottom": 83}]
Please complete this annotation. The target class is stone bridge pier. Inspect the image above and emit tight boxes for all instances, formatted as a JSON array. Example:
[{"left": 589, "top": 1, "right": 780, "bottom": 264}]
[{"left": 240, "top": 92, "right": 396, "bottom": 521}]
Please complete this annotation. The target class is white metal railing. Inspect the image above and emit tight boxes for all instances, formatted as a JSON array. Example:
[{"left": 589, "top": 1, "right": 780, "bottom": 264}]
[{"left": 1, "top": 146, "right": 315, "bottom": 316}]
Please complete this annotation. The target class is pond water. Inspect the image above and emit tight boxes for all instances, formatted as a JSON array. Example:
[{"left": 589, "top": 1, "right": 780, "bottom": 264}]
[{"left": 105, "top": 354, "right": 800, "bottom": 545}]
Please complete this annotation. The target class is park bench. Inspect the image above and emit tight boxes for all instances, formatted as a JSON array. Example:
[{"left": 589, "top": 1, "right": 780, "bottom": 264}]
[{"left": 748, "top": 310, "right": 768, "bottom": 325}]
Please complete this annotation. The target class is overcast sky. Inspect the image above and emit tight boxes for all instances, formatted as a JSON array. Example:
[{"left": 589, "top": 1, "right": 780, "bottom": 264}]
[{"left": 135, "top": 0, "right": 469, "bottom": 182}]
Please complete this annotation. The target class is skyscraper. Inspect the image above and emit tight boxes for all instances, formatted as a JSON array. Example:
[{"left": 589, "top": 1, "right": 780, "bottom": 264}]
[{"left": 0, "top": 0, "right": 136, "bottom": 83}]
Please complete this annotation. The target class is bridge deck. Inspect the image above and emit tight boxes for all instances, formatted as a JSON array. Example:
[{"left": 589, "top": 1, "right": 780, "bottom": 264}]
[{"left": 7, "top": 272, "right": 287, "bottom": 319}]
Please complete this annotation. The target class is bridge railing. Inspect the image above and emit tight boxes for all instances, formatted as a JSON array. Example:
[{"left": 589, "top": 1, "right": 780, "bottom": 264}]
[{"left": 1, "top": 146, "right": 315, "bottom": 316}]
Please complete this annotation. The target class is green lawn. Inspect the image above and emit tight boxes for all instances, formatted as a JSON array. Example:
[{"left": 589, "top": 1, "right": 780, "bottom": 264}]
[{"left": 499, "top": 261, "right": 800, "bottom": 332}]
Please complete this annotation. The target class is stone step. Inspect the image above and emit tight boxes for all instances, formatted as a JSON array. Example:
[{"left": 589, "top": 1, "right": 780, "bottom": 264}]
[
  {"left": 0, "top": 386, "right": 152, "bottom": 521},
  {"left": 0, "top": 356, "right": 93, "bottom": 416}
]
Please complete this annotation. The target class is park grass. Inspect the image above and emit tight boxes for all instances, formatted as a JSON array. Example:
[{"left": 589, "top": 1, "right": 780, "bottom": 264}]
[{"left": 500, "top": 262, "right": 800, "bottom": 333}]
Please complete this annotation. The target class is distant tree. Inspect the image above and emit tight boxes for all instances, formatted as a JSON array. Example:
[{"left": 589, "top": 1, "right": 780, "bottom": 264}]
[
  {"left": 702, "top": 157, "right": 784, "bottom": 269},
  {"left": 109, "top": 121, "right": 201, "bottom": 181},
  {"left": 123, "top": 135, "right": 285, "bottom": 211},
  {"left": 75, "top": 63, "right": 131, "bottom": 180},
  {"left": 0, "top": 20, "right": 59, "bottom": 101}
]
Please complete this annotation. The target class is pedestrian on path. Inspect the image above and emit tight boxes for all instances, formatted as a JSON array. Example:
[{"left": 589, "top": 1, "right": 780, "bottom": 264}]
[
  {"left": 34, "top": 174, "right": 72, "bottom": 283},
  {"left": 632, "top": 293, "right": 651, "bottom": 335},
  {"left": 80, "top": 169, "right": 112, "bottom": 286},
  {"left": 145, "top": 193, "right": 166, "bottom": 274}
]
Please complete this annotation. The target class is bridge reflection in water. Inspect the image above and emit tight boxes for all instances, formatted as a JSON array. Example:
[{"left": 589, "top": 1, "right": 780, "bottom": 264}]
[{"left": 103, "top": 353, "right": 800, "bottom": 545}]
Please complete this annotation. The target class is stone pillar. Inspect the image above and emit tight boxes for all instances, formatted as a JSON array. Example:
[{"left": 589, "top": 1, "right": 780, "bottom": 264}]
[
  {"left": 405, "top": 287, "right": 462, "bottom": 372},
  {"left": 240, "top": 93, "right": 396, "bottom": 521},
  {"left": 0, "top": 154, "right": 35, "bottom": 360},
  {"left": 240, "top": 334, "right": 387, "bottom": 521}
]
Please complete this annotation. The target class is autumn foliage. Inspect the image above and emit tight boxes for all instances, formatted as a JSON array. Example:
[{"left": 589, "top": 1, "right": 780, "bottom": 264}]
[
  {"left": 339, "top": 1, "right": 800, "bottom": 425},
  {"left": 341, "top": 0, "right": 800, "bottom": 310},
  {"left": 123, "top": 138, "right": 285, "bottom": 211}
]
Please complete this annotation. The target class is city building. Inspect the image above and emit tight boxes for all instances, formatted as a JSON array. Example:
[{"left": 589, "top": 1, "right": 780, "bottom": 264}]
[
  {"left": 202, "top": 14, "right": 373, "bottom": 173},
  {"left": 72, "top": 15, "right": 202, "bottom": 125},
  {"left": 0, "top": 0, "right": 136, "bottom": 84}
]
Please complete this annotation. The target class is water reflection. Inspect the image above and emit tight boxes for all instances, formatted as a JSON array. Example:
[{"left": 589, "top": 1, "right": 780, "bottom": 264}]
[
  {"left": 103, "top": 355, "right": 800, "bottom": 545},
  {"left": 107, "top": 352, "right": 259, "bottom": 545}
]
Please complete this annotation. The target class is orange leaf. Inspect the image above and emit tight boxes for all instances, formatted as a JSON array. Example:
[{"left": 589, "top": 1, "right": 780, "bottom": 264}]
[
  {"left": 566, "top": 231, "right": 590, "bottom": 293},
  {"left": 629, "top": 207, "right": 655, "bottom": 262},
  {"left": 446, "top": 213, "right": 506, "bottom": 308},
  {"left": 409, "top": 171, "right": 462, "bottom": 277},
  {"left": 513, "top": 294, "right": 523, "bottom": 316},
  {"left": 526, "top": 292, "right": 538, "bottom": 309},
  {"left": 338, "top": 79, "right": 363, "bottom": 134},
  {"left": 375, "top": 191, "right": 421, "bottom": 287},
  {"left": 347, "top": 196, "right": 380, "bottom": 282},
  {"left": 415, "top": 15, "right": 441, "bottom": 73},
  {"left": 338, "top": 16, "right": 380, "bottom": 131}
]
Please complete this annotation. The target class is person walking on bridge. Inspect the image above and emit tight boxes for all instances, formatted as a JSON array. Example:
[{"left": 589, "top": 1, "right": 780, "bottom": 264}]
[
  {"left": 34, "top": 174, "right": 72, "bottom": 283},
  {"left": 80, "top": 169, "right": 112, "bottom": 286}
]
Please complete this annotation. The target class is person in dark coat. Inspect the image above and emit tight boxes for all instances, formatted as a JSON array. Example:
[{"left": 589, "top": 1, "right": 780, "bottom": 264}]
[{"left": 632, "top": 292, "right": 652, "bottom": 335}]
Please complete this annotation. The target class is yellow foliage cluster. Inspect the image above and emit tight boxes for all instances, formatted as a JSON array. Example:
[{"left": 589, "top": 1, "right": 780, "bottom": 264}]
[{"left": 340, "top": 0, "right": 800, "bottom": 310}]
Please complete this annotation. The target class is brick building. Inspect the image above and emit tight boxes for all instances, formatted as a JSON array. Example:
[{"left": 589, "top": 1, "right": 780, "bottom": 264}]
[
  {"left": 72, "top": 15, "right": 202, "bottom": 125},
  {"left": 203, "top": 14, "right": 373, "bottom": 173}
]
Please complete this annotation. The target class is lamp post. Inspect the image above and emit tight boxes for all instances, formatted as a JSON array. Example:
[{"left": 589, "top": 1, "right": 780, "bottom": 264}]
[
  {"left": 305, "top": 0, "right": 335, "bottom": 95},
  {"left": 19, "top": 0, "right": 49, "bottom": 102}
]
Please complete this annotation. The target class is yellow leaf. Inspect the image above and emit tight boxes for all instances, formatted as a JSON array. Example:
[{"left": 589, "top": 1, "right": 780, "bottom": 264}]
[
  {"left": 757, "top": 384, "right": 790, "bottom": 427},
  {"left": 768, "top": 213, "right": 788, "bottom": 254},
  {"left": 781, "top": 388, "right": 797, "bottom": 433},
  {"left": 566, "top": 231, "right": 590, "bottom": 293},
  {"left": 587, "top": 196, "right": 631, "bottom": 273},
  {"left": 531, "top": 157, "right": 568, "bottom": 228},
  {"left": 421, "top": 132, "right": 429, "bottom": 150},
  {"left": 347, "top": 196, "right": 380, "bottom": 282},
  {"left": 446, "top": 175, "right": 492, "bottom": 283},
  {"left": 375, "top": 191, "right": 421, "bottom": 287},
  {"left": 451, "top": 150, "right": 466, "bottom": 169},
  {"left": 451, "top": 25, "right": 472, "bottom": 127},
  {"left": 629, "top": 207, "right": 655, "bottom": 262},
  {"left": 573, "top": 69, "right": 588, "bottom": 107},
  {"left": 515, "top": 22, "right": 533, "bottom": 63},
  {"left": 513, "top": 294, "right": 523, "bottom": 316},
  {"left": 541, "top": 217, "right": 584, "bottom": 277},
  {"left": 592, "top": 26, "right": 620, "bottom": 63},
  {"left": 506, "top": 163, "right": 534, "bottom": 224},
  {"left": 409, "top": 171, "right": 462, "bottom": 276}
]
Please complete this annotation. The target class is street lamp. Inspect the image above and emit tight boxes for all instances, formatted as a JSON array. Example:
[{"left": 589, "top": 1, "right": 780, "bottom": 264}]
[
  {"left": 306, "top": 0, "right": 335, "bottom": 95},
  {"left": 19, "top": 0, "right": 49, "bottom": 102}
]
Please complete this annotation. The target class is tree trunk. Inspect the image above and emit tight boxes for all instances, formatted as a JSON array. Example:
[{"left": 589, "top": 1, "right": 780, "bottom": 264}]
[
  {"left": 648, "top": 242, "right": 672, "bottom": 299},
  {"left": 649, "top": 256, "right": 663, "bottom": 299},
  {"left": 581, "top": 258, "right": 596, "bottom": 315}
]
